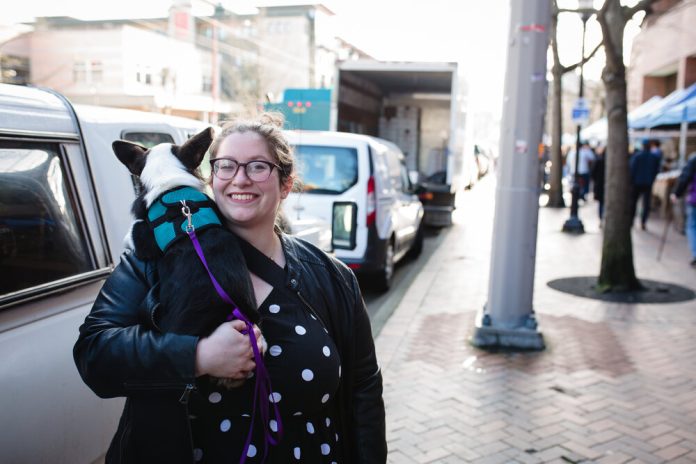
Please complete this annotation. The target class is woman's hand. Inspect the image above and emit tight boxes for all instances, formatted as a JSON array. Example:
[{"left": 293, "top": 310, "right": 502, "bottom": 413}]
[{"left": 194, "top": 320, "right": 265, "bottom": 379}]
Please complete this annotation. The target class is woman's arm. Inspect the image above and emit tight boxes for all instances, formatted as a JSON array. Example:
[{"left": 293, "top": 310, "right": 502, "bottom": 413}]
[{"left": 73, "top": 251, "right": 198, "bottom": 398}]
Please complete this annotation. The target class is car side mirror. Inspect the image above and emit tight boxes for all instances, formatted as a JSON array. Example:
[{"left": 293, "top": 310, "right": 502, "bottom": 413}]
[{"left": 332, "top": 201, "right": 357, "bottom": 250}]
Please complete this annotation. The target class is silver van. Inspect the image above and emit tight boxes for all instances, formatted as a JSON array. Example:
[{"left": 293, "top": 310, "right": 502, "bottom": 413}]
[{"left": 0, "top": 84, "right": 209, "bottom": 463}]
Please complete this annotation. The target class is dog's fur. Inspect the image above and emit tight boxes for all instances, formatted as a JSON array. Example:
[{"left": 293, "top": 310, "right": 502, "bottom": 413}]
[{"left": 113, "top": 128, "right": 260, "bottom": 386}]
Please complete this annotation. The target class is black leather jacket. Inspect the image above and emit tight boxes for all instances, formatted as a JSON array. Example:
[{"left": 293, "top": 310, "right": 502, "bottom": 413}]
[{"left": 74, "top": 234, "right": 386, "bottom": 463}]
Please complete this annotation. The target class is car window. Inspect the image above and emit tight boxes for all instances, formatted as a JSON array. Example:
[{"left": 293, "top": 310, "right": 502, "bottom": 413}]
[
  {"left": 121, "top": 131, "right": 175, "bottom": 148},
  {"left": 294, "top": 145, "right": 358, "bottom": 194},
  {"left": 399, "top": 162, "right": 412, "bottom": 193},
  {"left": 0, "top": 140, "right": 94, "bottom": 297},
  {"left": 385, "top": 150, "right": 404, "bottom": 191}
]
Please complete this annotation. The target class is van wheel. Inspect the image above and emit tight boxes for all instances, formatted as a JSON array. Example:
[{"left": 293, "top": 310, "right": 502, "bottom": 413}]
[
  {"left": 376, "top": 240, "right": 395, "bottom": 292},
  {"left": 407, "top": 224, "right": 424, "bottom": 259}
]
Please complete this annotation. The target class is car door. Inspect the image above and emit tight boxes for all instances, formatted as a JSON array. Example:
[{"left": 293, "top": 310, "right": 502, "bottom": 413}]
[{"left": 397, "top": 160, "right": 423, "bottom": 248}]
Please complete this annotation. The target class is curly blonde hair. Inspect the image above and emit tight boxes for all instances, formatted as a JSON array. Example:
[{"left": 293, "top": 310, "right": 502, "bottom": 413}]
[{"left": 209, "top": 112, "right": 295, "bottom": 188}]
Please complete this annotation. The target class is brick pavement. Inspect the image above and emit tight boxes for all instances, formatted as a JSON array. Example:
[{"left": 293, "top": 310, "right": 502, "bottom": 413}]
[{"left": 376, "top": 177, "right": 696, "bottom": 463}]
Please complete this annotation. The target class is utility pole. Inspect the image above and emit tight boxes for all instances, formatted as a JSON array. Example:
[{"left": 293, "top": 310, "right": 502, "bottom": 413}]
[
  {"left": 211, "top": 20, "right": 220, "bottom": 125},
  {"left": 472, "top": 0, "right": 549, "bottom": 350}
]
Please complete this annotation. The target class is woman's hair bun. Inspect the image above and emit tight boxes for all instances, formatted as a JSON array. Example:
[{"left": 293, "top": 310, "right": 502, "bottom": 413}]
[{"left": 257, "top": 111, "right": 285, "bottom": 129}]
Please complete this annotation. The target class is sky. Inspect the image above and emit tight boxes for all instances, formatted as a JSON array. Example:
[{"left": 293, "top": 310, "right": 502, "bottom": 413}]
[{"left": 1, "top": 0, "right": 645, "bottom": 120}]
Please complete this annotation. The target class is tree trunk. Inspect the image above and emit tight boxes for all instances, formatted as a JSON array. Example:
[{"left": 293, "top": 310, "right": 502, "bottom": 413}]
[
  {"left": 548, "top": 6, "right": 565, "bottom": 207},
  {"left": 597, "top": 0, "right": 641, "bottom": 291}
]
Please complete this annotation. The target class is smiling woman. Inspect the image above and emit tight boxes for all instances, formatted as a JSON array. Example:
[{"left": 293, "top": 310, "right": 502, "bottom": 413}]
[{"left": 74, "top": 112, "right": 387, "bottom": 463}]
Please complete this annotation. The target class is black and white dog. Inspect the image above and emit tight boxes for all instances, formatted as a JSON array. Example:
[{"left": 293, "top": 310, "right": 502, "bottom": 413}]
[{"left": 113, "top": 128, "right": 260, "bottom": 387}]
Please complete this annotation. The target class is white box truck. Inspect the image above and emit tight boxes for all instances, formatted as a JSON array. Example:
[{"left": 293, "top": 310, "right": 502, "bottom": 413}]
[{"left": 331, "top": 60, "right": 466, "bottom": 226}]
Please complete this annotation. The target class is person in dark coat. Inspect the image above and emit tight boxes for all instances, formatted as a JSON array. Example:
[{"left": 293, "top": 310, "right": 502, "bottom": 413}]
[
  {"left": 591, "top": 145, "right": 606, "bottom": 221},
  {"left": 630, "top": 139, "right": 662, "bottom": 230},
  {"left": 74, "top": 113, "right": 387, "bottom": 463},
  {"left": 671, "top": 153, "right": 696, "bottom": 267}
]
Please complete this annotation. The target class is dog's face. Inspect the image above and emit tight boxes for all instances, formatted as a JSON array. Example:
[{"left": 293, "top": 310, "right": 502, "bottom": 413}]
[{"left": 113, "top": 127, "right": 214, "bottom": 207}]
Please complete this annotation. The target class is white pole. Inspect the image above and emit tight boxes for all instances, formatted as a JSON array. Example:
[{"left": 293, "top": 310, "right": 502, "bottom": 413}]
[
  {"left": 472, "top": 0, "right": 549, "bottom": 350},
  {"left": 679, "top": 105, "right": 688, "bottom": 167}
]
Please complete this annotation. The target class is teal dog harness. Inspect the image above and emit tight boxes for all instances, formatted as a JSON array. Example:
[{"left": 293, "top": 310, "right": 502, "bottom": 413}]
[{"left": 146, "top": 186, "right": 222, "bottom": 253}]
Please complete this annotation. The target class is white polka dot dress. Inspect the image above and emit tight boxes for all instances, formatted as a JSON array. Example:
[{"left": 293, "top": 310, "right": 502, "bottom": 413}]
[{"left": 188, "top": 284, "right": 342, "bottom": 463}]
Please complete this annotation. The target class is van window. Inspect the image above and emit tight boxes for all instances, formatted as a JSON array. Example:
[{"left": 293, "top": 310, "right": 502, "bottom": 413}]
[
  {"left": 0, "top": 141, "right": 93, "bottom": 297},
  {"left": 294, "top": 145, "right": 358, "bottom": 194},
  {"left": 121, "top": 131, "right": 174, "bottom": 148}
]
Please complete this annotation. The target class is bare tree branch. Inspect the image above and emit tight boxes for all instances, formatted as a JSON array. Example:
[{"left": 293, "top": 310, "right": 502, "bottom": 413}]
[
  {"left": 561, "top": 41, "right": 603, "bottom": 74},
  {"left": 624, "top": 0, "right": 657, "bottom": 20},
  {"left": 558, "top": 8, "right": 598, "bottom": 15},
  {"left": 597, "top": 0, "right": 621, "bottom": 71}
]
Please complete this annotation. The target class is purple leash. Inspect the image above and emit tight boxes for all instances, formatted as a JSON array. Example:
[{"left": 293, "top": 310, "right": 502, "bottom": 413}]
[{"left": 181, "top": 202, "right": 283, "bottom": 463}]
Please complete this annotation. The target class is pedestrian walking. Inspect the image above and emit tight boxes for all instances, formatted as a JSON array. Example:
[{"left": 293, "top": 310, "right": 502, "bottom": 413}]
[
  {"left": 73, "top": 113, "right": 387, "bottom": 463},
  {"left": 566, "top": 142, "right": 595, "bottom": 201},
  {"left": 591, "top": 145, "right": 606, "bottom": 222},
  {"left": 671, "top": 152, "right": 696, "bottom": 267},
  {"left": 630, "top": 139, "right": 662, "bottom": 230}
]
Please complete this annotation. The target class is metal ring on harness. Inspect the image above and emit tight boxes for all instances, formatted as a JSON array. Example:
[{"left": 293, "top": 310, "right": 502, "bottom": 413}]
[{"left": 180, "top": 200, "right": 195, "bottom": 233}]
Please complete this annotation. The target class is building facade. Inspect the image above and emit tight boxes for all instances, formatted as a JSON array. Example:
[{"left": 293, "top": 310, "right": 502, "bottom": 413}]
[
  {"left": 627, "top": 0, "right": 696, "bottom": 109},
  {"left": 0, "top": 2, "right": 366, "bottom": 120}
]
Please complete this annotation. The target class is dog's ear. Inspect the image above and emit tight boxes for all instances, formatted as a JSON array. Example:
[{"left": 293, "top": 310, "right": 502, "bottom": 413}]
[
  {"left": 113, "top": 140, "right": 148, "bottom": 176},
  {"left": 176, "top": 127, "right": 214, "bottom": 171}
]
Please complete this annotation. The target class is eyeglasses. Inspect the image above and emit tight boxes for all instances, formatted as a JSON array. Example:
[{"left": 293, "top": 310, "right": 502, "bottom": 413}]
[{"left": 210, "top": 158, "right": 281, "bottom": 182}]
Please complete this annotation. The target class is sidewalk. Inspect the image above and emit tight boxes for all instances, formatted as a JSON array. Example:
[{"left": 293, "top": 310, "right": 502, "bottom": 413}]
[{"left": 376, "top": 176, "right": 696, "bottom": 463}]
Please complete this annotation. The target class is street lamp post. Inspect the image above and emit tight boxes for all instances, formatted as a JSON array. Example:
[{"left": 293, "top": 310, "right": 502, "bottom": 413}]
[{"left": 562, "top": 1, "right": 593, "bottom": 234}]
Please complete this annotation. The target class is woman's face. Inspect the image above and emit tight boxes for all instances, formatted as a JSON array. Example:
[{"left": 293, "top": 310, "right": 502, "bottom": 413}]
[{"left": 211, "top": 131, "right": 292, "bottom": 232}]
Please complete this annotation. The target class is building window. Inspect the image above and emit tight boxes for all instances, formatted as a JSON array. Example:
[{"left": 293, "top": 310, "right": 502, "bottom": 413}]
[
  {"left": 73, "top": 61, "right": 87, "bottom": 83},
  {"left": 0, "top": 141, "right": 93, "bottom": 297},
  {"left": 202, "top": 75, "right": 212, "bottom": 92},
  {"left": 73, "top": 60, "right": 103, "bottom": 84}
]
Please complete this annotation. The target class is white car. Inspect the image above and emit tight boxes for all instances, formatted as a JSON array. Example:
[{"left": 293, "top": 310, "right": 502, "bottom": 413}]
[{"left": 284, "top": 131, "right": 424, "bottom": 291}]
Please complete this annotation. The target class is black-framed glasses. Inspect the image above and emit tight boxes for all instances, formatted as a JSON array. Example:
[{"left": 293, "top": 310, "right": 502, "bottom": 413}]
[{"left": 210, "top": 158, "right": 281, "bottom": 182}]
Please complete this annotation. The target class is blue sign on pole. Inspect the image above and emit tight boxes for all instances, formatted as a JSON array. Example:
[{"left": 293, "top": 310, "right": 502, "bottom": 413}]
[{"left": 571, "top": 98, "right": 590, "bottom": 125}]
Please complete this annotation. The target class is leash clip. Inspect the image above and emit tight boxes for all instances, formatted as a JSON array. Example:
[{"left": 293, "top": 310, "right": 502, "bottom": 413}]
[{"left": 180, "top": 200, "right": 194, "bottom": 232}]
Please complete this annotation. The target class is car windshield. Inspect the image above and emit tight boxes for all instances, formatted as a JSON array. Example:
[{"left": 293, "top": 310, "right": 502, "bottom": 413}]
[{"left": 294, "top": 145, "right": 358, "bottom": 194}]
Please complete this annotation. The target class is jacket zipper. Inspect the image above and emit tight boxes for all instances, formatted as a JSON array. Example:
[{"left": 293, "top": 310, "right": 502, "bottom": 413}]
[
  {"left": 123, "top": 382, "right": 192, "bottom": 391},
  {"left": 179, "top": 383, "right": 196, "bottom": 404},
  {"left": 296, "top": 290, "right": 329, "bottom": 333},
  {"left": 180, "top": 384, "right": 197, "bottom": 462}
]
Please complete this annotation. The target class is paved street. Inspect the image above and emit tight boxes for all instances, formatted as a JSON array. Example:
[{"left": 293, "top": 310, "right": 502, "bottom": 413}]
[{"left": 377, "top": 176, "right": 696, "bottom": 463}]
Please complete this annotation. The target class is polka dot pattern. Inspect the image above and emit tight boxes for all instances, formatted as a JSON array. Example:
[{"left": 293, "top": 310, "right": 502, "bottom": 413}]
[
  {"left": 269, "top": 345, "right": 282, "bottom": 356},
  {"left": 219, "top": 419, "right": 231, "bottom": 432},
  {"left": 188, "top": 285, "right": 341, "bottom": 462}
]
